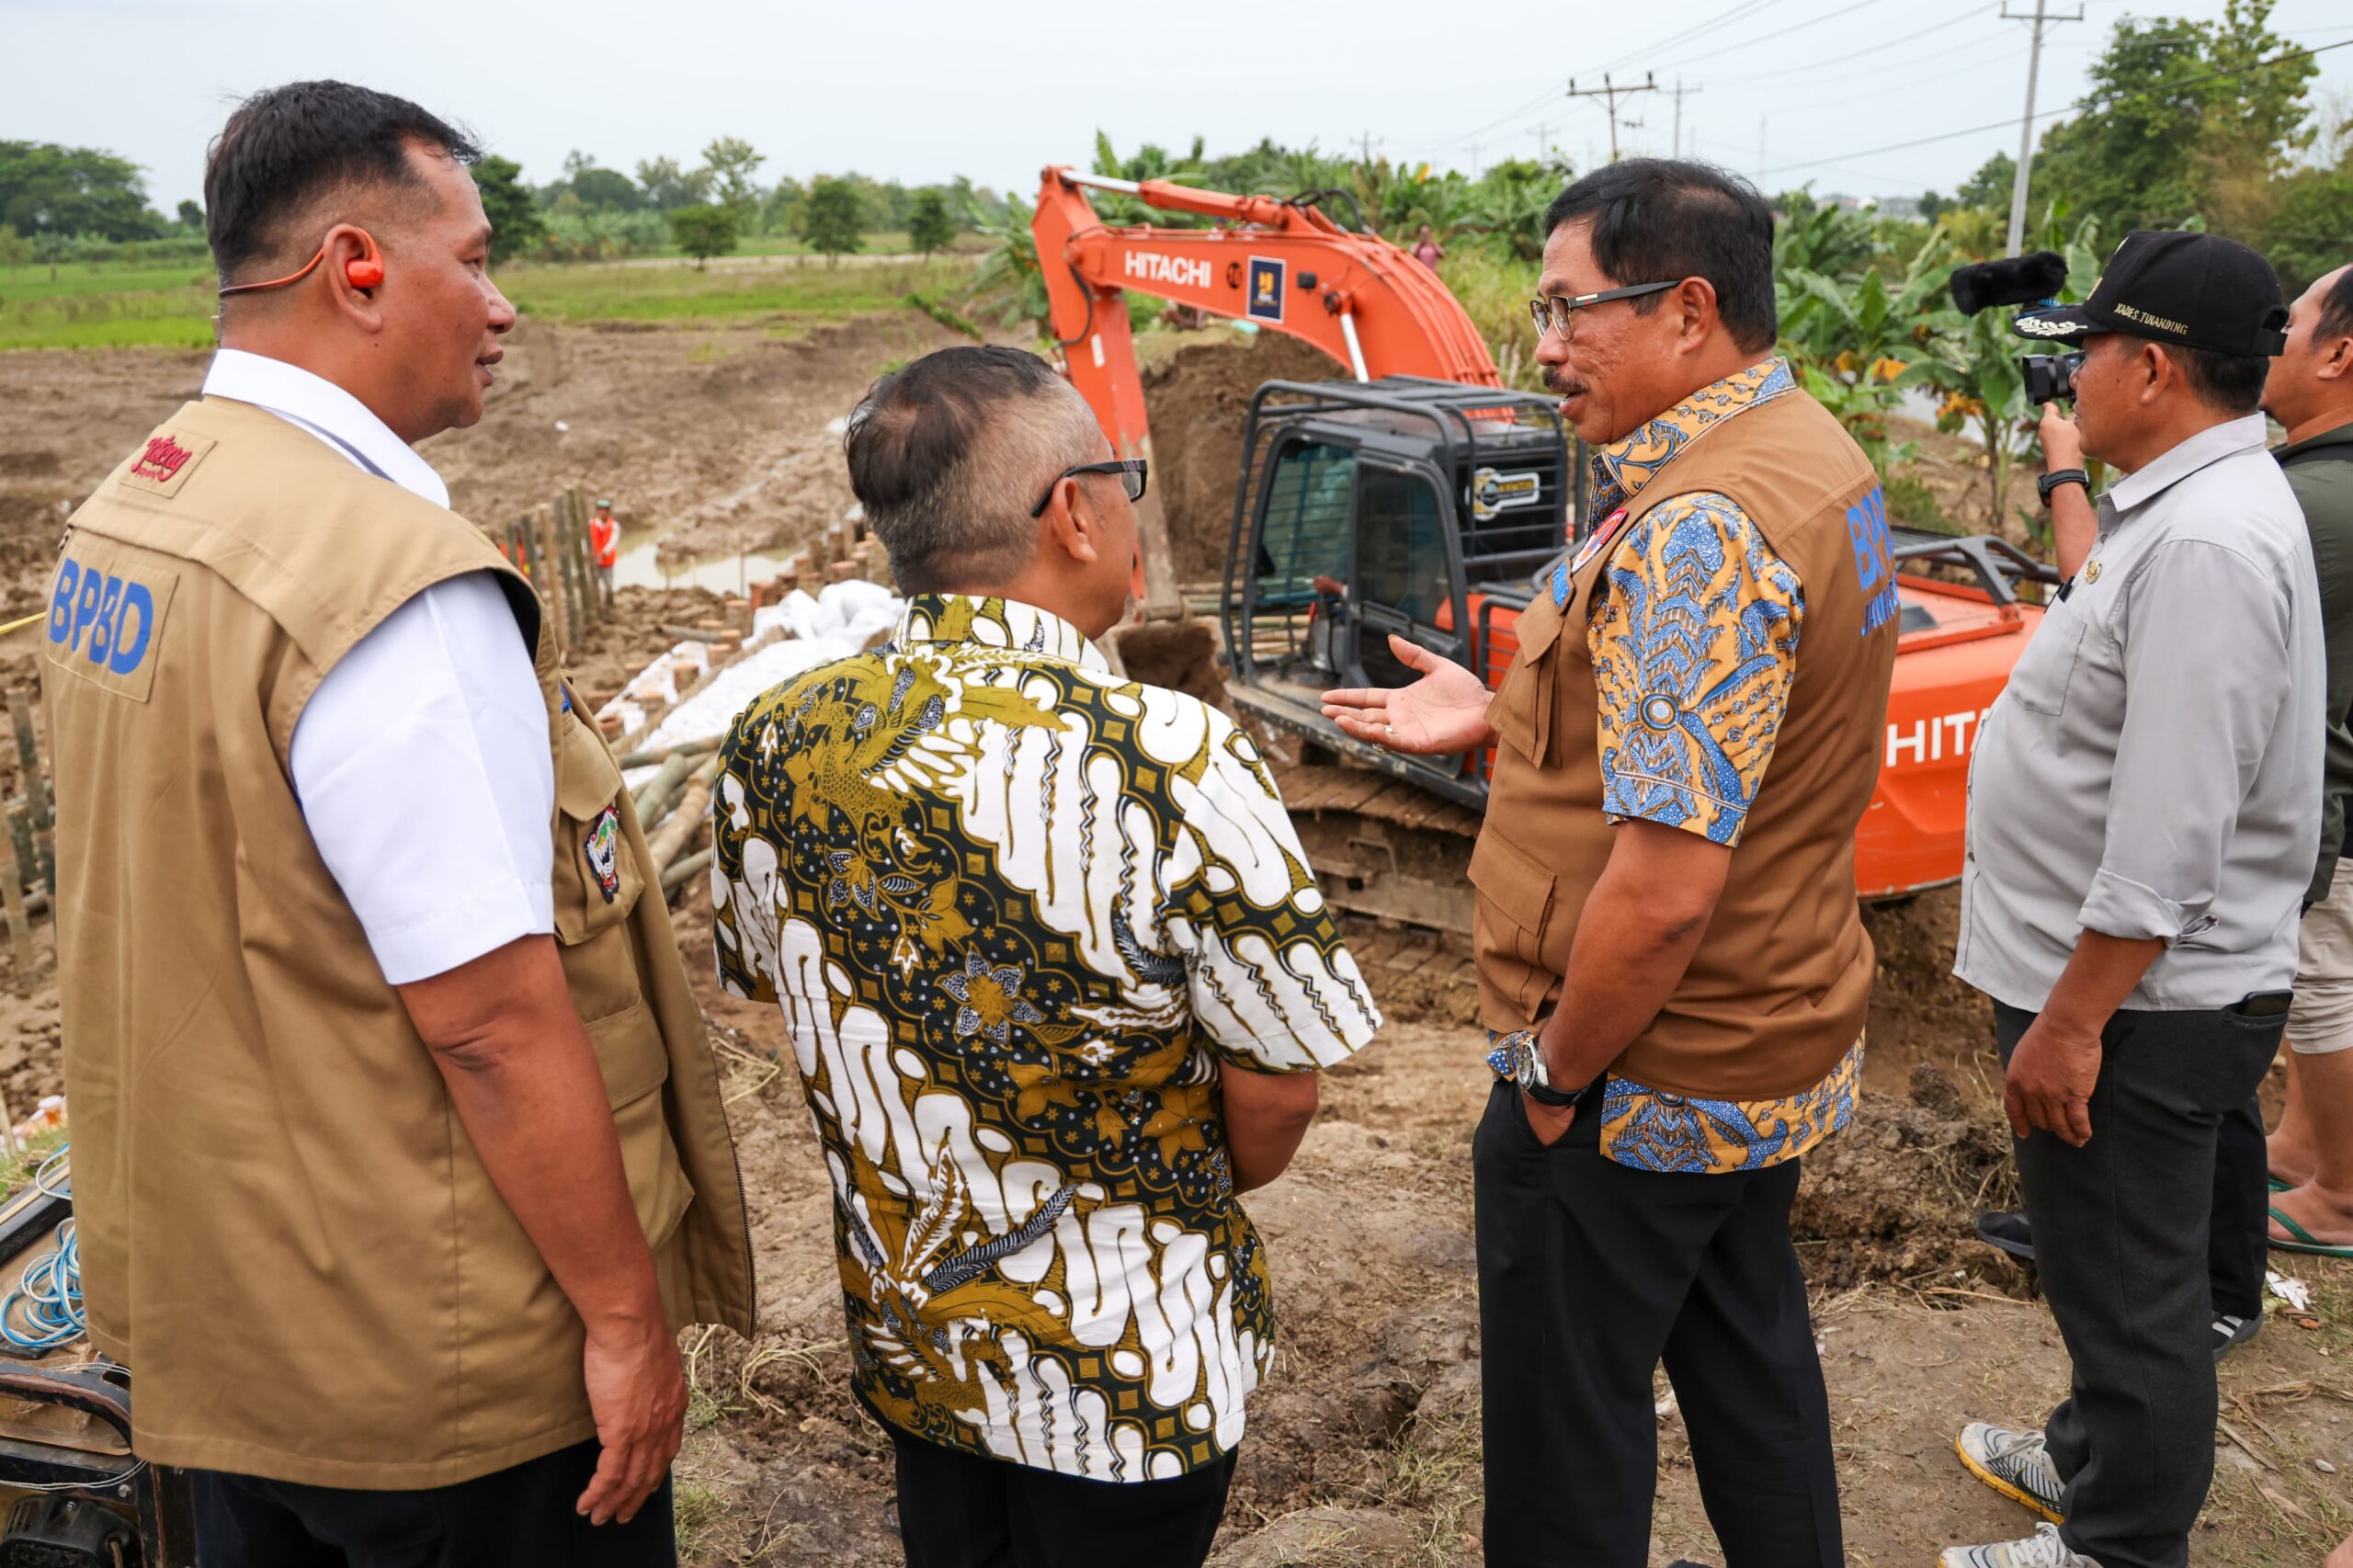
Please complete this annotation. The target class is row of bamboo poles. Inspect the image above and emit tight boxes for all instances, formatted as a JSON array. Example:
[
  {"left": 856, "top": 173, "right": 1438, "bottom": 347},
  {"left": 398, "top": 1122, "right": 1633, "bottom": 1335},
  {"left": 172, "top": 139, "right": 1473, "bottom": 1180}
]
[{"left": 501, "top": 488, "right": 613, "bottom": 653}]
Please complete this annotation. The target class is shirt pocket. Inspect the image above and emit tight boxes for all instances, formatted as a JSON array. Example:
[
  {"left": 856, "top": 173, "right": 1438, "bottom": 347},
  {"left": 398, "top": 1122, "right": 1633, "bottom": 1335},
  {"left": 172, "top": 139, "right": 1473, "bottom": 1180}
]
[
  {"left": 2006, "top": 605, "right": 2087, "bottom": 719},
  {"left": 1468, "top": 827, "right": 1559, "bottom": 1020},
  {"left": 1490, "top": 604, "right": 1563, "bottom": 767}
]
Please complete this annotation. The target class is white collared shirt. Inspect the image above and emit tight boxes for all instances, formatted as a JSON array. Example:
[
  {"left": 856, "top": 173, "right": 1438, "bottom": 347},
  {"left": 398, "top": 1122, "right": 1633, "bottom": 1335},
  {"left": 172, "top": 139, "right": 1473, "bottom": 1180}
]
[
  {"left": 1957, "top": 414, "right": 2325, "bottom": 1011},
  {"left": 201, "top": 349, "right": 555, "bottom": 984}
]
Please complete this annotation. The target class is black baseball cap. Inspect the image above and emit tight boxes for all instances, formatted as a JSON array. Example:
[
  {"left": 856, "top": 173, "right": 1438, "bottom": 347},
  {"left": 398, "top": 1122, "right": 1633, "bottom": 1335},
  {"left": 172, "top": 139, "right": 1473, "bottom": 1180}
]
[{"left": 2011, "top": 230, "right": 2288, "bottom": 357}]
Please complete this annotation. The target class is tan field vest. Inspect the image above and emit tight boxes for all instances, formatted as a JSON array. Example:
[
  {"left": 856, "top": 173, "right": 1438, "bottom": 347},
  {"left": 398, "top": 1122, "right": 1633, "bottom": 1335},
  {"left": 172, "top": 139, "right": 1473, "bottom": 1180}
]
[
  {"left": 1471, "top": 385, "right": 1896, "bottom": 1100},
  {"left": 41, "top": 396, "right": 754, "bottom": 1488}
]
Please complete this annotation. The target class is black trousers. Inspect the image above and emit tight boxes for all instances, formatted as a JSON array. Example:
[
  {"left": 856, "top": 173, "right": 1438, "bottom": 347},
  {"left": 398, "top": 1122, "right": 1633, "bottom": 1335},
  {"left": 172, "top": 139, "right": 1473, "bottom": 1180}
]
[
  {"left": 2211, "top": 1091, "right": 2271, "bottom": 1318},
  {"left": 1472, "top": 1079, "right": 1842, "bottom": 1568},
  {"left": 887, "top": 1425, "right": 1237, "bottom": 1568},
  {"left": 1995, "top": 1000, "right": 2282, "bottom": 1568},
  {"left": 190, "top": 1438, "right": 673, "bottom": 1568}
]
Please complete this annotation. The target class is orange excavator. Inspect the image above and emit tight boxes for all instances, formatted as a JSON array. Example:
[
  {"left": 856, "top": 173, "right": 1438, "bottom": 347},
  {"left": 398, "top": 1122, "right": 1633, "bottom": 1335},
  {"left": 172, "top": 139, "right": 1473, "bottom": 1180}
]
[{"left": 1034, "top": 165, "right": 2056, "bottom": 931}]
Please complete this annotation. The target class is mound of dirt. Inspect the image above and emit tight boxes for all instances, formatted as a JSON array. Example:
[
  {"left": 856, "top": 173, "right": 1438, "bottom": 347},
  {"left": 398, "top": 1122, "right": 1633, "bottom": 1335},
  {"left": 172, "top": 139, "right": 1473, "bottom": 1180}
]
[
  {"left": 1794, "top": 1061, "right": 2022, "bottom": 1291},
  {"left": 1142, "top": 331, "right": 1349, "bottom": 585}
]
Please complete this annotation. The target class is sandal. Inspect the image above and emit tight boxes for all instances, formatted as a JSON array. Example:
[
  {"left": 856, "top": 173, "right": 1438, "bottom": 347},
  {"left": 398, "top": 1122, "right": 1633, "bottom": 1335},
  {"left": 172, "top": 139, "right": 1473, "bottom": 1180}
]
[{"left": 2268, "top": 1204, "right": 2353, "bottom": 1258}]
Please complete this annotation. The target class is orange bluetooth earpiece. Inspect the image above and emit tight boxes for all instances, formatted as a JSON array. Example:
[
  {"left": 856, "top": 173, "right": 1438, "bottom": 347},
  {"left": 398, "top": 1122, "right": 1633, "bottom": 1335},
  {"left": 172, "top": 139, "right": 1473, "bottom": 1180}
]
[{"left": 218, "top": 233, "right": 382, "bottom": 298}]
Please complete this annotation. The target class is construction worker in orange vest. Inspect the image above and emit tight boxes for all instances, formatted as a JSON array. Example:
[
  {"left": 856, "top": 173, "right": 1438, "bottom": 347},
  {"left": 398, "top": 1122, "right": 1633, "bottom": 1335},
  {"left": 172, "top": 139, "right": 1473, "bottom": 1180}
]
[{"left": 588, "top": 498, "right": 620, "bottom": 595}]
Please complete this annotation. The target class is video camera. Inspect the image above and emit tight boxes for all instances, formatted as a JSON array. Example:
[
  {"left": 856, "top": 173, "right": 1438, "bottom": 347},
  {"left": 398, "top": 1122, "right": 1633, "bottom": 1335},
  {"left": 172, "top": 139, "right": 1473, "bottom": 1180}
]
[{"left": 1949, "top": 251, "right": 2080, "bottom": 405}]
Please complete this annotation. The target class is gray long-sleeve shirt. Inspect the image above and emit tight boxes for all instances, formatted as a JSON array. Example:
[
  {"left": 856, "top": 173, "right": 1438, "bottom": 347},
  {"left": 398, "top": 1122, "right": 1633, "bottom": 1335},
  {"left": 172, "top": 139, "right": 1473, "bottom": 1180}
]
[{"left": 1955, "top": 414, "right": 2325, "bottom": 1013}]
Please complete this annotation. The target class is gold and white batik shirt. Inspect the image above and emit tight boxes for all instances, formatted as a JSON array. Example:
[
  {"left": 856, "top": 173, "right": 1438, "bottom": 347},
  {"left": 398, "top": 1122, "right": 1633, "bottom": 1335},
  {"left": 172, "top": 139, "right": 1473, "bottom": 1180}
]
[{"left": 712, "top": 594, "right": 1379, "bottom": 1480}]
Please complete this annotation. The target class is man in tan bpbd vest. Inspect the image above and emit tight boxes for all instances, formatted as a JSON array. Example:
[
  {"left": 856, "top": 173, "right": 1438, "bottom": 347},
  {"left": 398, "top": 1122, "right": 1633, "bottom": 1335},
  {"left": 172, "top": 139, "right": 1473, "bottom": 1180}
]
[
  {"left": 1326, "top": 161, "right": 1894, "bottom": 1567},
  {"left": 42, "top": 83, "right": 751, "bottom": 1566}
]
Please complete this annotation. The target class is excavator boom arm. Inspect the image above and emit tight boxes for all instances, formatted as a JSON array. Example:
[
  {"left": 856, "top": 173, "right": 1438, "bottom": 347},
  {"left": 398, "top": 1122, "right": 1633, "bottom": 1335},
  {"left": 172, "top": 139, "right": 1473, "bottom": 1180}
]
[{"left": 1034, "top": 167, "right": 1502, "bottom": 459}]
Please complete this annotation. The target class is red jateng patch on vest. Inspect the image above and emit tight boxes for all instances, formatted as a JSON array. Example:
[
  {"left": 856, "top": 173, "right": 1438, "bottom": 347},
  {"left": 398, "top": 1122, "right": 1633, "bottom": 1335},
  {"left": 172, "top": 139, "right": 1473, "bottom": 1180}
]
[
  {"left": 1571, "top": 507, "right": 1631, "bottom": 574},
  {"left": 130, "top": 436, "right": 192, "bottom": 484}
]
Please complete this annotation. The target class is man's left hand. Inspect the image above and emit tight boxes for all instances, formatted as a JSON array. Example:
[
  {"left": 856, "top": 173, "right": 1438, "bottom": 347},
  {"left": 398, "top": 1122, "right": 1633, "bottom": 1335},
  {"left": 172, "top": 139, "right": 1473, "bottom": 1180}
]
[
  {"left": 2004, "top": 1014, "right": 2102, "bottom": 1146},
  {"left": 2038, "top": 401, "right": 2085, "bottom": 474},
  {"left": 1524, "top": 1096, "right": 1576, "bottom": 1148}
]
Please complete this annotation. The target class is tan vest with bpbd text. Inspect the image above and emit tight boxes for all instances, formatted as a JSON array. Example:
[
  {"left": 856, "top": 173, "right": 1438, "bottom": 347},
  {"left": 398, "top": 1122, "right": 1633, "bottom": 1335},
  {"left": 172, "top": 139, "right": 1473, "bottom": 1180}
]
[
  {"left": 42, "top": 395, "right": 754, "bottom": 1489},
  {"left": 1471, "top": 385, "right": 1897, "bottom": 1100}
]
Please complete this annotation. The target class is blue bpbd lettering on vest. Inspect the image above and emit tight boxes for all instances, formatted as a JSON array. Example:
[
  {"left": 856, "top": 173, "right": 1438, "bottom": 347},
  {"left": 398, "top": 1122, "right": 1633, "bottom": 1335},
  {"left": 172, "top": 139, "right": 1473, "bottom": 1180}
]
[
  {"left": 1846, "top": 485, "right": 1899, "bottom": 636},
  {"left": 50, "top": 556, "right": 159, "bottom": 675}
]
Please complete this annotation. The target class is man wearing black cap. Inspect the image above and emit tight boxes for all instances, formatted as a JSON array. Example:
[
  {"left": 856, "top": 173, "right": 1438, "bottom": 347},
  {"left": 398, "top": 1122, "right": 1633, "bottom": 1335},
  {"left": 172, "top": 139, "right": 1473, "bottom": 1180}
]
[{"left": 1944, "top": 231, "right": 2322, "bottom": 1568}]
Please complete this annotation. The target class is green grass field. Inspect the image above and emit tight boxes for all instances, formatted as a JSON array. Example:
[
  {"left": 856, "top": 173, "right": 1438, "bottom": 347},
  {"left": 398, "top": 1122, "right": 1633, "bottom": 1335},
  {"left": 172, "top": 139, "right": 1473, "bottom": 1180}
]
[{"left": 0, "top": 252, "right": 982, "bottom": 350}]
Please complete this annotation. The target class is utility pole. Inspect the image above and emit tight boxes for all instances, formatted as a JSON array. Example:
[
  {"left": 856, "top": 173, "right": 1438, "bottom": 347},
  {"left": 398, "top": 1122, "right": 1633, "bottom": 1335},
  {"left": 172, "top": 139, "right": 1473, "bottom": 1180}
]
[
  {"left": 1668, "top": 79, "right": 1702, "bottom": 160},
  {"left": 1358, "top": 129, "right": 1383, "bottom": 170},
  {"left": 2001, "top": 0, "right": 2081, "bottom": 256},
  {"left": 1531, "top": 120, "right": 1552, "bottom": 163},
  {"left": 1567, "top": 73, "right": 1657, "bottom": 163}
]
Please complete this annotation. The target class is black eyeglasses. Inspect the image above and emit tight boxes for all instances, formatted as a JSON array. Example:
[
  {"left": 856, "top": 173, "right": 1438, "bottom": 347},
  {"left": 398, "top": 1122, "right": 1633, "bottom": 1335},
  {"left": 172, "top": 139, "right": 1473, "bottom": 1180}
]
[
  {"left": 1527, "top": 280, "right": 1680, "bottom": 342},
  {"left": 1031, "top": 458, "right": 1149, "bottom": 518}
]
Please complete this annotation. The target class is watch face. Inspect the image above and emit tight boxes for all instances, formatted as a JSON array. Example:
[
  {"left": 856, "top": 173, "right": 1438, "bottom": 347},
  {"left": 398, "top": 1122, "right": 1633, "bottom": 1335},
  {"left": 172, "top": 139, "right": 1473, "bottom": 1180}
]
[{"left": 1515, "top": 1040, "right": 1542, "bottom": 1092}]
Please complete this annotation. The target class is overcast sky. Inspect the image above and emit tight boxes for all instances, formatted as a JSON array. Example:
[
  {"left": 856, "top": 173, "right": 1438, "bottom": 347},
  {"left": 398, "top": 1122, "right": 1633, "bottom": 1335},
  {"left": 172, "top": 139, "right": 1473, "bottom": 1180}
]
[{"left": 6, "top": 0, "right": 2351, "bottom": 212}]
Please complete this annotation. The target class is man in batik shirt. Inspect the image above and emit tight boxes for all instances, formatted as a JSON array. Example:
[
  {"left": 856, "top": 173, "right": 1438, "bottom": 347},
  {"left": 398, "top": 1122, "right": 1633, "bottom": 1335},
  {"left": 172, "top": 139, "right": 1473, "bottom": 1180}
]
[
  {"left": 714, "top": 347, "right": 1379, "bottom": 1568},
  {"left": 1328, "top": 159, "right": 1894, "bottom": 1568}
]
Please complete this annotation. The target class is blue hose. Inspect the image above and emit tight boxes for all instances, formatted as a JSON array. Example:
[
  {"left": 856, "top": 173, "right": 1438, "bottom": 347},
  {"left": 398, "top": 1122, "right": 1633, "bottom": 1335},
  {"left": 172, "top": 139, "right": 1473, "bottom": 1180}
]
[{"left": 1, "top": 1144, "right": 81, "bottom": 1352}]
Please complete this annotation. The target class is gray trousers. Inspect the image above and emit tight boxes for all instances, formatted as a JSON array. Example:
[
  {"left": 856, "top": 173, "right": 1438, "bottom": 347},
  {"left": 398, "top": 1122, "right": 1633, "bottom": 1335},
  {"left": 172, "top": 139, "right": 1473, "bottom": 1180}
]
[{"left": 1993, "top": 999, "right": 2282, "bottom": 1568}]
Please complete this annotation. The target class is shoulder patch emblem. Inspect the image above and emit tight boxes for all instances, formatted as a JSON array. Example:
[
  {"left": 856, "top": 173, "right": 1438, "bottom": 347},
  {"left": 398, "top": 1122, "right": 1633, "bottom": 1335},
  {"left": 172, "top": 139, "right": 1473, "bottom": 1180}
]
[
  {"left": 584, "top": 805, "right": 621, "bottom": 903},
  {"left": 1571, "top": 507, "right": 1631, "bottom": 575},
  {"left": 119, "top": 430, "right": 216, "bottom": 499}
]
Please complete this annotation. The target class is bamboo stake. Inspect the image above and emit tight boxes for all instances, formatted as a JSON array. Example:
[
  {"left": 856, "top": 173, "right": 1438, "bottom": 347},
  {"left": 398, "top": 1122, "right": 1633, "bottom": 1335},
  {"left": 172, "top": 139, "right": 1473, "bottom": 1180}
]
[
  {"left": 645, "top": 759, "right": 718, "bottom": 869},
  {"left": 631, "top": 753, "right": 696, "bottom": 822},
  {"left": 661, "top": 846, "right": 714, "bottom": 895},
  {"left": 9, "top": 699, "right": 50, "bottom": 896},
  {"left": 535, "top": 506, "right": 567, "bottom": 655},
  {"left": 0, "top": 829, "right": 33, "bottom": 975},
  {"left": 6, "top": 809, "right": 30, "bottom": 903},
  {"left": 614, "top": 735, "right": 722, "bottom": 770}
]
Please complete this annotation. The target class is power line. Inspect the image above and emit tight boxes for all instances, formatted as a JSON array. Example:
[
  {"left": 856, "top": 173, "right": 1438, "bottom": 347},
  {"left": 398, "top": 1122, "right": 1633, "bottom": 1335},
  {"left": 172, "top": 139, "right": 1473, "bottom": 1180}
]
[
  {"left": 1753, "top": 34, "right": 2353, "bottom": 181},
  {"left": 1587, "top": 0, "right": 1792, "bottom": 76},
  {"left": 1642, "top": 0, "right": 1899, "bottom": 74},
  {"left": 1740, "top": 4, "right": 2001, "bottom": 81}
]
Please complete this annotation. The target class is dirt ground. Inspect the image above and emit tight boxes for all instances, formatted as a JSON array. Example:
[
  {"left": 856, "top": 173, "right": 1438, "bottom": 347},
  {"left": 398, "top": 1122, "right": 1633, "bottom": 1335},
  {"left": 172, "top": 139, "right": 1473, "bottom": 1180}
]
[{"left": 5, "top": 320, "right": 2351, "bottom": 1565}]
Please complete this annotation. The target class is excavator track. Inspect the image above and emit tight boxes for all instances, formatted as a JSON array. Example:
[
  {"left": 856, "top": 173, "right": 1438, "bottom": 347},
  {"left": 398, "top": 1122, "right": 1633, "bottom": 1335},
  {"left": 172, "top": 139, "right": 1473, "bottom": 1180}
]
[{"left": 1272, "top": 762, "right": 1483, "bottom": 1023}]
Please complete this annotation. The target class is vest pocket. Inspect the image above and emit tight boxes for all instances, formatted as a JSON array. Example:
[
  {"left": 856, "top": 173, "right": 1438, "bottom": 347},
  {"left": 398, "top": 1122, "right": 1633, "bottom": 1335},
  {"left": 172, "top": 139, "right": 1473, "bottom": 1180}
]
[
  {"left": 1490, "top": 605, "right": 1563, "bottom": 767},
  {"left": 551, "top": 712, "right": 649, "bottom": 1025},
  {"left": 1468, "top": 828, "right": 1559, "bottom": 1019},
  {"left": 593, "top": 1003, "right": 694, "bottom": 1250}
]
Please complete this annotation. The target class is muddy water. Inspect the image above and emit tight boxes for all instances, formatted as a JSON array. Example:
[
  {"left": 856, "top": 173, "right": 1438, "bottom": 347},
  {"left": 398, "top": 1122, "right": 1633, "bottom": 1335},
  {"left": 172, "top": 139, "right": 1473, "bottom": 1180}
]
[{"left": 610, "top": 528, "right": 790, "bottom": 595}]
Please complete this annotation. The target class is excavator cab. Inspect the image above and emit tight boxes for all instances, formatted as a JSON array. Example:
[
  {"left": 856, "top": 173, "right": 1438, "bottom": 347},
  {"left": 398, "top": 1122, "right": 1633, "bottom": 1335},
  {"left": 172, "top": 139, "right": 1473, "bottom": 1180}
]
[{"left": 1222, "top": 377, "right": 1574, "bottom": 810}]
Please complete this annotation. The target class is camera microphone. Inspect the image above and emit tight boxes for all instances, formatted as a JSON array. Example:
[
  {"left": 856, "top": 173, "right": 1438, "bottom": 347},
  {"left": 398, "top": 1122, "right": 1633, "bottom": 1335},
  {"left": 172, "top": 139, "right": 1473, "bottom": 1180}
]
[{"left": 1949, "top": 251, "right": 2068, "bottom": 316}]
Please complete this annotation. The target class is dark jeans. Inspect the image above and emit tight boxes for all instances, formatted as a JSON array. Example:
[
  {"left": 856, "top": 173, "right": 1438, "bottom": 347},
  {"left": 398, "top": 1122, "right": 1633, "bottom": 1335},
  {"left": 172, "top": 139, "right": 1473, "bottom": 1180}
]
[
  {"left": 191, "top": 1437, "right": 673, "bottom": 1568},
  {"left": 1995, "top": 999, "right": 2283, "bottom": 1568},
  {"left": 1472, "top": 1079, "right": 1842, "bottom": 1568},
  {"left": 887, "top": 1425, "right": 1237, "bottom": 1568}
]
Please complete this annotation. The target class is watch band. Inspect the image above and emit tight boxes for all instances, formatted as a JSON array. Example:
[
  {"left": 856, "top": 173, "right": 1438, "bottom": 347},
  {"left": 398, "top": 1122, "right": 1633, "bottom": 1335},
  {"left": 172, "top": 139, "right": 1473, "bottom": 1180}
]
[
  {"left": 2038, "top": 468, "right": 2089, "bottom": 506},
  {"left": 1525, "top": 1074, "right": 1582, "bottom": 1108}
]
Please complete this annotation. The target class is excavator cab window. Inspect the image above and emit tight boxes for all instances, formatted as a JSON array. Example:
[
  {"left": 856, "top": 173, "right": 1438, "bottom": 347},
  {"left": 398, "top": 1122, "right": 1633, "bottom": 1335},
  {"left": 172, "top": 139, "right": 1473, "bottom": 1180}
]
[{"left": 1352, "top": 464, "right": 1456, "bottom": 688}]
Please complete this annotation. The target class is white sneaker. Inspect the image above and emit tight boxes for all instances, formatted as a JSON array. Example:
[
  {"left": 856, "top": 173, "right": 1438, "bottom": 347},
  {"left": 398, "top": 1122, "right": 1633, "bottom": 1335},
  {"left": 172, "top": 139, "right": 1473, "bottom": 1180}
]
[
  {"left": 1955, "top": 1421, "right": 2066, "bottom": 1522},
  {"left": 1939, "top": 1522, "right": 2101, "bottom": 1567}
]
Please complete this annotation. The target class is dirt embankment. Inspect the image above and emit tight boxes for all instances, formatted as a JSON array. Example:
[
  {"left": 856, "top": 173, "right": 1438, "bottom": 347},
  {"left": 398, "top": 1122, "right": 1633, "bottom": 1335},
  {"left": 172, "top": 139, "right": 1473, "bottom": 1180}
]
[{"left": 1142, "top": 330, "right": 1347, "bottom": 586}]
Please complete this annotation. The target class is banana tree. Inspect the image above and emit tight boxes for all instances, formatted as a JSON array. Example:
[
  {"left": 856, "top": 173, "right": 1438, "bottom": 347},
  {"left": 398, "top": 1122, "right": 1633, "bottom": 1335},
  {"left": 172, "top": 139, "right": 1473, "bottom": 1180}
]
[
  {"left": 964, "top": 195, "right": 1050, "bottom": 338},
  {"left": 1777, "top": 233, "right": 1955, "bottom": 475}
]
